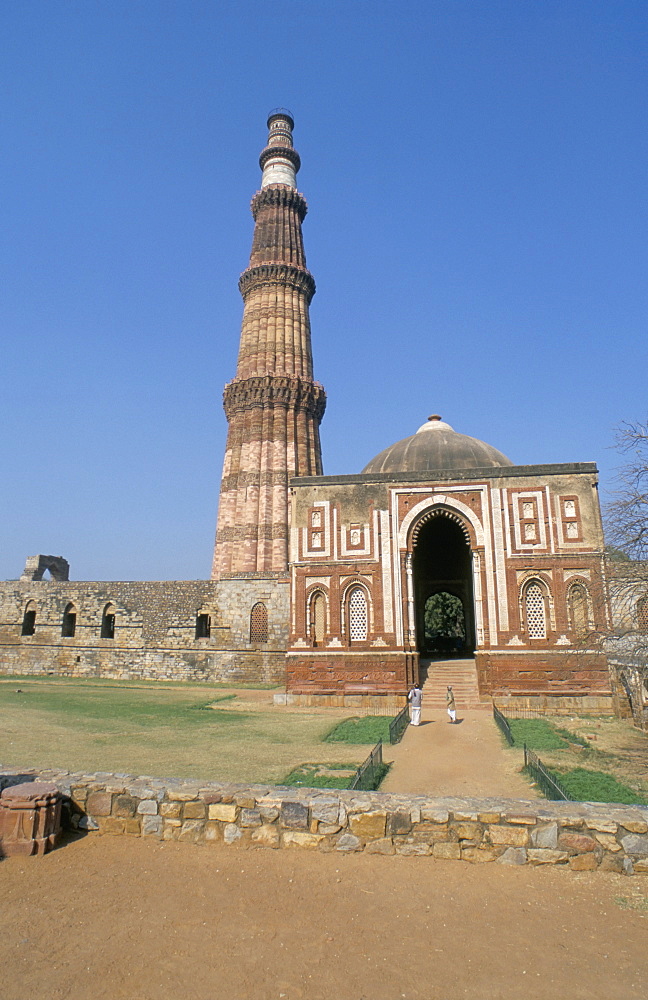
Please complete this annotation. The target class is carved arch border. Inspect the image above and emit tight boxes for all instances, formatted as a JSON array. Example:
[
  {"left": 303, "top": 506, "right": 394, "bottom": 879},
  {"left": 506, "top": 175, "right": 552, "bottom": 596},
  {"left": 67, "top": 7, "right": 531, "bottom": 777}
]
[
  {"left": 398, "top": 495, "right": 485, "bottom": 552},
  {"left": 396, "top": 495, "right": 487, "bottom": 648}
]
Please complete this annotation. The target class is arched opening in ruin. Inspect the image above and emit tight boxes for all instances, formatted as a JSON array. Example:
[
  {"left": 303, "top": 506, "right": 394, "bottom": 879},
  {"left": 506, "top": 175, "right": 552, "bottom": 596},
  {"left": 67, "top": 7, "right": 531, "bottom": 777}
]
[
  {"left": 62, "top": 602, "right": 77, "bottom": 638},
  {"left": 21, "top": 602, "right": 37, "bottom": 637},
  {"left": 412, "top": 513, "right": 475, "bottom": 657},
  {"left": 101, "top": 603, "right": 116, "bottom": 639}
]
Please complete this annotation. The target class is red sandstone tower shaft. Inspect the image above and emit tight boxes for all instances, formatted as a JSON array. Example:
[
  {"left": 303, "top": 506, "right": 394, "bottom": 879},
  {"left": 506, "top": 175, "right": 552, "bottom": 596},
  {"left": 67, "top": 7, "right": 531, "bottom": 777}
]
[{"left": 212, "top": 111, "right": 326, "bottom": 578}]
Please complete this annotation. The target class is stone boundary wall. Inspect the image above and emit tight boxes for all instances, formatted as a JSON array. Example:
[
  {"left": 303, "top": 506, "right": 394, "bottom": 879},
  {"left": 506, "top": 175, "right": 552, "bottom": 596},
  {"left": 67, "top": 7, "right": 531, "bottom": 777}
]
[
  {"left": 1, "top": 767, "right": 647, "bottom": 875},
  {"left": 0, "top": 578, "right": 289, "bottom": 684}
]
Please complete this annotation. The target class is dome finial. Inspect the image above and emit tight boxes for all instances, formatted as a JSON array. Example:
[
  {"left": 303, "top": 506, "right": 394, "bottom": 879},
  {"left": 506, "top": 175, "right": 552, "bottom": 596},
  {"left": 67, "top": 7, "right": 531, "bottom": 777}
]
[{"left": 429, "top": 414, "right": 442, "bottom": 422}]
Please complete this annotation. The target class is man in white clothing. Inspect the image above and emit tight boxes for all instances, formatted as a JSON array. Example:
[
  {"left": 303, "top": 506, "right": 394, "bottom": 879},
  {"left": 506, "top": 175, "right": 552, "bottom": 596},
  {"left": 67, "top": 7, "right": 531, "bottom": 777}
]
[
  {"left": 408, "top": 684, "right": 422, "bottom": 726},
  {"left": 446, "top": 685, "right": 456, "bottom": 723}
]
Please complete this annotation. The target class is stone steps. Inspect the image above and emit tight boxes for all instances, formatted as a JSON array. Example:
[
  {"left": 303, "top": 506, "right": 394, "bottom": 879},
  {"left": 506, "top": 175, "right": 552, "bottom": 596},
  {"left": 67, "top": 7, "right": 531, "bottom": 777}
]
[{"left": 421, "top": 658, "right": 489, "bottom": 709}]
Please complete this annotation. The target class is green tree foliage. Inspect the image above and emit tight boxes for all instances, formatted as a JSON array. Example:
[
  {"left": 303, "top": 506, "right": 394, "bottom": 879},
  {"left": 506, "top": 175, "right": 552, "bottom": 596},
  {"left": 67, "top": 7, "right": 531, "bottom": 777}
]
[{"left": 424, "top": 592, "right": 465, "bottom": 648}]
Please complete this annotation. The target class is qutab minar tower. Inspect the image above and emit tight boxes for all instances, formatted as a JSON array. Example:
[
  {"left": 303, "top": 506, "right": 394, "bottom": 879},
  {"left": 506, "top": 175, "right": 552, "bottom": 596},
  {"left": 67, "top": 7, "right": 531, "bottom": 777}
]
[{"left": 212, "top": 110, "right": 326, "bottom": 578}]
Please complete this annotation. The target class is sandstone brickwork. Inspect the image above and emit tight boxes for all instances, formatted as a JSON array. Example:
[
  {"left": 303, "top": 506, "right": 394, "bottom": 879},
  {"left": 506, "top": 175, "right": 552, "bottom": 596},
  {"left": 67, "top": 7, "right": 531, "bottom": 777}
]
[
  {"left": 212, "top": 112, "right": 326, "bottom": 578},
  {"left": 2, "top": 767, "right": 646, "bottom": 875}
]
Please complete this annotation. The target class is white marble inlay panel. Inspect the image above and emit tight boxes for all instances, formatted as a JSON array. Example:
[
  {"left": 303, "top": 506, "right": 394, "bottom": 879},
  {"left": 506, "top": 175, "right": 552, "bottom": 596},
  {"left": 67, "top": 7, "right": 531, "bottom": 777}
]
[
  {"left": 302, "top": 501, "right": 331, "bottom": 558},
  {"left": 490, "top": 487, "right": 509, "bottom": 633},
  {"left": 340, "top": 522, "right": 371, "bottom": 557},
  {"left": 511, "top": 491, "right": 546, "bottom": 550},
  {"left": 380, "top": 509, "right": 394, "bottom": 634}
]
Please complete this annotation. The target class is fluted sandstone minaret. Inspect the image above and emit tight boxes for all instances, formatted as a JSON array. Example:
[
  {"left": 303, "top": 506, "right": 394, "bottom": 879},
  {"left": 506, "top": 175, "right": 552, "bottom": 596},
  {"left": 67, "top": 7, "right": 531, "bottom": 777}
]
[{"left": 212, "top": 111, "right": 326, "bottom": 577}]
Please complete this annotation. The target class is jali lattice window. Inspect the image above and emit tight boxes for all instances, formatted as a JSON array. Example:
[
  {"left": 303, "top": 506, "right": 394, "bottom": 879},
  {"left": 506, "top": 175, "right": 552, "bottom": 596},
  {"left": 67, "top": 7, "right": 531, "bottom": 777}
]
[
  {"left": 348, "top": 587, "right": 368, "bottom": 642},
  {"left": 637, "top": 596, "right": 648, "bottom": 634},
  {"left": 525, "top": 582, "right": 547, "bottom": 639},
  {"left": 250, "top": 602, "right": 268, "bottom": 643}
]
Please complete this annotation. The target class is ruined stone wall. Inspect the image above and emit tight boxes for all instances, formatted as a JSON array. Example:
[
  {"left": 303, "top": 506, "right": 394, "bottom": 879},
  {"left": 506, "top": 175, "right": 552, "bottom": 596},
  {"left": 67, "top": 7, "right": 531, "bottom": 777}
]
[
  {"left": 0, "top": 577, "right": 289, "bottom": 683},
  {"left": 1, "top": 767, "right": 647, "bottom": 875}
]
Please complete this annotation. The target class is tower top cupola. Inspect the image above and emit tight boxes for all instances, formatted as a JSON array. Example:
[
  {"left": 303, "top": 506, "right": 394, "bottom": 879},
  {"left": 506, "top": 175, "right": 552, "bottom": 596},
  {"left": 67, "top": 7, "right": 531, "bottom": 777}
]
[{"left": 260, "top": 108, "right": 301, "bottom": 189}]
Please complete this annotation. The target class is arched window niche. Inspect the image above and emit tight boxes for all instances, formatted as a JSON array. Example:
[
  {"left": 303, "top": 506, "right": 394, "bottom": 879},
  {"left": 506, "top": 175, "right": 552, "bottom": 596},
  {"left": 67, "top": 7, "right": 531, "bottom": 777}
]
[
  {"left": 523, "top": 580, "right": 548, "bottom": 640},
  {"left": 21, "top": 601, "right": 37, "bottom": 637},
  {"left": 567, "top": 582, "right": 589, "bottom": 638},
  {"left": 62, "top": 602, "right": 77, "bottom": 638},
  {"left": 250, "top": 602, "right": 268, "bottom": 643},
  {"left": 308, "top": 590, "right": 327, "bottom": 646},
  {"left": 101, "top": 603, "right": 116, "bottom": 640}
]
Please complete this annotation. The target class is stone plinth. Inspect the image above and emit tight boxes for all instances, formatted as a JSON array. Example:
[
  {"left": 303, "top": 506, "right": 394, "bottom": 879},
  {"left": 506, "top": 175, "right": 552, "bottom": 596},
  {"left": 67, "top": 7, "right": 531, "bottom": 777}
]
[{"left": 0, "top": 781, "right": 62, "bottom": 857}]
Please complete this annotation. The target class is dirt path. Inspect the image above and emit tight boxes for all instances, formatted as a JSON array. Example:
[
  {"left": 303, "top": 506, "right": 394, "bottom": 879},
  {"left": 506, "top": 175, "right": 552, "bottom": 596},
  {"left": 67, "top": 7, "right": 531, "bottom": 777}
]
[
  {"left": 382, "top": 709, "right": 535, "bottom": 798},
  {"left": 1, "top": 834, "right": 646, "bottom": 1000}
]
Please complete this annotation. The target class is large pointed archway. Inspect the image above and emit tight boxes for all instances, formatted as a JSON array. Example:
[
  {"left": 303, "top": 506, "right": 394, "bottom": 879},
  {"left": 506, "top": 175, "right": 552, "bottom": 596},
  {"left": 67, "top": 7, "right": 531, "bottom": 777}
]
[{"left": 412, "top": 512, "right": 475, "bottom": 656}]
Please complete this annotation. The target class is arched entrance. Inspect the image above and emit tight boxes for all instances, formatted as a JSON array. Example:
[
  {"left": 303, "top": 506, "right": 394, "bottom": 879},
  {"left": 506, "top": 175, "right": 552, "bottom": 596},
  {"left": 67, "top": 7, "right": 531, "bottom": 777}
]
[{"left": 412, "top": 512, "right": 475, "bottom": 657}]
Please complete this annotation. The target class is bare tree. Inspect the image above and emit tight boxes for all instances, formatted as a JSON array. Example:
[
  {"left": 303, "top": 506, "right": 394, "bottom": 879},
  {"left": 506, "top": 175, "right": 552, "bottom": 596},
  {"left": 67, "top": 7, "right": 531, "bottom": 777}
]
[
  {"left": 605, "top": 418, "right": 648, "bottom": 560},
  {"left": 604, "top": 419, "right": 648, "bottom": 726}
]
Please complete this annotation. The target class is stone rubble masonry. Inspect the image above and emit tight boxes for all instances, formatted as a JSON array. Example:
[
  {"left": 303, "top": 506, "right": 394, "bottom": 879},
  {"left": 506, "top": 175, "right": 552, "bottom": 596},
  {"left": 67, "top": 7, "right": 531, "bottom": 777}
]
[
  {"left": 0, "top": 577, "right": 289, "bottom": 682},
  {"left": 1, "top": 766, "right": 647, "bottom": 875}
]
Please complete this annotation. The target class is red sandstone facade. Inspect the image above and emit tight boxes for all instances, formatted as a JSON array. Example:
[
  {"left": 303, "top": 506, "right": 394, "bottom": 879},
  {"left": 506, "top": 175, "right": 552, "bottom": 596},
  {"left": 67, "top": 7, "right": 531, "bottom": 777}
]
[
  {"left": 212, "top": 111, "right": 325, "bottom": 578},
  {"left": 286, "top": 465, "right": 611, "bottom": 705}
]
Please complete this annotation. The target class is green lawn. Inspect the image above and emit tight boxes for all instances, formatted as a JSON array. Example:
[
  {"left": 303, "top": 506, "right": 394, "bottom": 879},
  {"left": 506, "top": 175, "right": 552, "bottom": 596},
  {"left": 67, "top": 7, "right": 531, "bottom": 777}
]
[
  {"left": 0, "top": 676, "right": 372, "bottom": 784},
  {"left": 507, "top": 717, "right": 589, "bottom": 751},
  {"left": 554, "top": 767, "right": 646, "bottom": 806},
  {"left": 324, "top": 715, "right": 392, "bottom": 744},
  {"left": 280, "top": 762, "right": 358, "bottom": 789},
  {"left": 500, "top": 713, "right": 648, "bottom": 805}
]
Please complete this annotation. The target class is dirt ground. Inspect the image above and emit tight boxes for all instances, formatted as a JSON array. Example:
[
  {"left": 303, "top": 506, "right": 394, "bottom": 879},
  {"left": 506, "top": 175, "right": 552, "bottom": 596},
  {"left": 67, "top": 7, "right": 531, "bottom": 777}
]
[
  {"left": 382, "top": 709, "right": 534, "bottom": 797},
  {"left": 1, "top": 834, "right": 647, "bottom": 1000}
]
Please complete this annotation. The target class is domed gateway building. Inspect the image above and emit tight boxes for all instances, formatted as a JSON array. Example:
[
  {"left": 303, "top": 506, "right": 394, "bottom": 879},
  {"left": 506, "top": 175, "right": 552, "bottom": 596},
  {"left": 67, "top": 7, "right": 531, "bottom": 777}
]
[
  {"left": 286, "top": 408, "right": 610, "bottom": 710},
  {"left": 1, "top": 112, "right": 613, "bottom": 713}
]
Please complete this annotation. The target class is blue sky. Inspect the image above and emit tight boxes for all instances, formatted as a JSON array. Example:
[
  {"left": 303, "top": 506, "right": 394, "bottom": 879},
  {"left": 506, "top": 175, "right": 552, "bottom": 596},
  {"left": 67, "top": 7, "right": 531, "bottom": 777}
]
[{"left": 1, "top": 1, "right": 646, "bottom": 580}]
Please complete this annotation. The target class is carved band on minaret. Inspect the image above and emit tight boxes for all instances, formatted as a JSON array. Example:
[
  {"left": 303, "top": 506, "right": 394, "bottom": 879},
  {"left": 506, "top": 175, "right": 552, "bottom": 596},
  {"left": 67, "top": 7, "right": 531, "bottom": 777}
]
[
  {"left": 251, "top": 186, "right": 307, "bottom": 220},
  {"left": 238, "top": 264, "right": 316, "bottom": 302},
  {"left": 223, "top": 374, "right": 326, "bottom": 419},
  {"left": 259, "top": 145, "right": 301, "bottom": 174}
]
